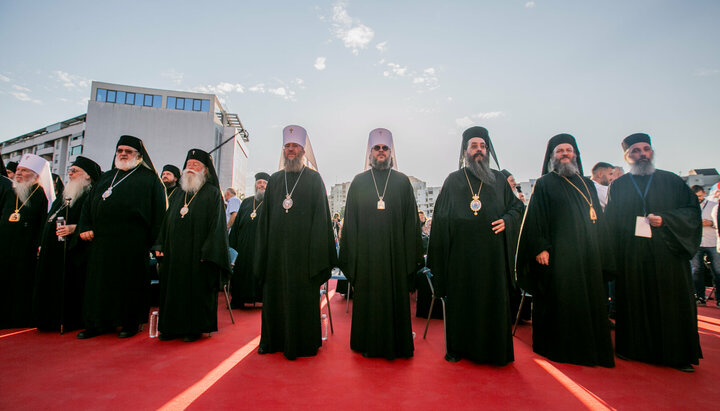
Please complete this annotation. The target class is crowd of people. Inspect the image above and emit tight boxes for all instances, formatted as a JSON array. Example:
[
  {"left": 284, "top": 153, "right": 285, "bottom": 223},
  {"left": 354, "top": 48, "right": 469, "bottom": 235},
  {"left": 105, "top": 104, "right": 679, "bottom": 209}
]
[{"left": 0, "top": 126, "right": 714, "bottom": 371}]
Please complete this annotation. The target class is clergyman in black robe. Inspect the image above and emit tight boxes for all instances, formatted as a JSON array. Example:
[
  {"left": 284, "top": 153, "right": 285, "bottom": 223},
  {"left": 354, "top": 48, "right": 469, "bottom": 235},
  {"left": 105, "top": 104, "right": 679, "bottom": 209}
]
[
  {"left": 517, "top": 134, "right": 614, "bottom": 367},
  {"left": 161, "top": 164, "right": 181, "bottom": 203},
  {"left": 427, "top": 126, "right": 523, "bottom": 364},
  {"left": 605, "top": 133, "right": 702, "bottom": 372},
  {"left": 77, "top": 135, "right": 166, "bottom": 339},
  {"left": 0, "top": 154, "right": 53, "bottom": 328},
  {"left": 33, "top": 156, "right": 101, "bottom": 332},
  {"left": 0, "top": 158, "right": 11, "bottom": 218},
  {"left": 254, "top": 125, "right": 337, "bottom": 360},
  {"left": 229, "top": 172, "right": 269, "bottom": 307},
  {"left": 153, "top": 149, "right": 230, "bottom": 342},
  {"left": 339, "top": 128, "right": 423, "bottom": 360}
]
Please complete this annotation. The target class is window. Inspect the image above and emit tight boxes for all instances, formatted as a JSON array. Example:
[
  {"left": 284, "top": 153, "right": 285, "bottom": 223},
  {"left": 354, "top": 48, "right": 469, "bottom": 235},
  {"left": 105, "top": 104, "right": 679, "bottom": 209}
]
[
  {"left": 166, "top": 96, "right": 211, "bottom": 112},
  {"left": 201, "top": 100, "right": 210, "bottom": 112},
  {"left": 70, "top": 145, "right": 83, "bottom": 155},
  {"left": 96, "top": 89, "right": 107, "bottom": 102},
  {"left": 184, "top": 100, "right": 193, "bottom": 111},
  {"left": 167, "top": 96, "right": 176, "bottom": 109},
  {"left": 107, "top": 90, "right": 116, "bottom": 103},
  {"left": 135, "top": 93, "right": 144, "bottom": 106},
  {"left": 193, "top": 99, "right": 202, "bottom": 111},
  {"left": 144, "top": 94, "right": 153, "bottom": 106},
  {"left": 153, "top": 95, "right": 162, "bottom": 108},
  {"left": 126, "top": 93, "right": 135, "bottom": 105},
  {"left": 175, "top": 98, "right": 185, "bottom": 110},
  {"left": 116, "top": 91, "right": 126, "bottom": 105}
]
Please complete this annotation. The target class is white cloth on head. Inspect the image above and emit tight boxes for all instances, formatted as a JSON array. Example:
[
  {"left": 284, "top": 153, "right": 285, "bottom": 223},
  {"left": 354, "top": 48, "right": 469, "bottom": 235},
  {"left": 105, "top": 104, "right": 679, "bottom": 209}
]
[
  {"left": 278, "top": 124, "right": 319, "bottom": 171},
  {"left": 18, "top": 153, "right": 55, "bottom": 211},
  {"left": 363, "top": 128, "right": 398, "bottom": 171}
]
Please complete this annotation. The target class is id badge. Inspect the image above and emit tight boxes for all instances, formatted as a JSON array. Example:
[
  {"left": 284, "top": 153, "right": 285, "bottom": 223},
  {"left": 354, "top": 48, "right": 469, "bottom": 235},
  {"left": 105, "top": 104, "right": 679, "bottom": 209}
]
[{"left": 635, "top": 216, "right": 652, "bottom": 238}]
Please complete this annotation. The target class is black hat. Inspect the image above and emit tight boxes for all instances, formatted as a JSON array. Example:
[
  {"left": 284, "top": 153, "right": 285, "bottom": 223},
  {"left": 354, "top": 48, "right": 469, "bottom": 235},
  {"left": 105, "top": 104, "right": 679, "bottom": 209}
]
[
  {"left": 459, "top": 126, "right": 499, "bottom": 169},
  {"left": 255, "top": 172, "right": 271, "bottom": 181},
  {"left": 621, "top": 133, "right": 651, "bottom": 151},
  {"left": 113, "top": 135, "right": 156, "bottom": 173},
  {"left": 73, "top": 156, "right": 102, "bottom": 182},
  {"left": 541, "top": 133, "right": 584, "bottom": 176},
  {"left": 162, "top": 164, "right": 181, "bottom": 180},
  {"left": 184, "top": 148, "right": 220, "bottom": 188},
  {"left": 52, "top": 173, "right": 65, "bottom": 198},
  {"left": 6, "top": 161, "right": 18, "bottom": 173},
  {"left": 500, "top": 169, "right": 512, "bottom": 179}
]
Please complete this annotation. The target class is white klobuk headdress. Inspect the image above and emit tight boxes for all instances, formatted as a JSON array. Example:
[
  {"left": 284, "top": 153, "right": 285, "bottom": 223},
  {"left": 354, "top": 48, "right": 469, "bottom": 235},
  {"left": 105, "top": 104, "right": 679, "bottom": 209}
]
[
  {"left": 278, "top": 125, "right": 319, "bottom": 171},
  {"left": 364, "top": 128, "right": 398, "bottom": 171},
  {"left": 18, "top": 153, "right": 55, "bottom": 211}
]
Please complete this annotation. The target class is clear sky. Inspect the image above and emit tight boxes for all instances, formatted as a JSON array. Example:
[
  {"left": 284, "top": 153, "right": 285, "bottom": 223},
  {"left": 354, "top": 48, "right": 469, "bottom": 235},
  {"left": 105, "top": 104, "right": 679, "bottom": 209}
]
[{"left": 1, "top": 0, "right": 718, "bottom": 188}]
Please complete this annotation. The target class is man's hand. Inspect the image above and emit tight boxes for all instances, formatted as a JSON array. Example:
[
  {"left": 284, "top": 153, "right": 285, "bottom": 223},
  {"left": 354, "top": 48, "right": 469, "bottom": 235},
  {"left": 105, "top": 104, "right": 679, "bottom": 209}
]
[
  {"left": 80, "top": 230, "right": 94, "bottom": 241},
  {"left": 647, "top": 213, "right": 663, "bottom": 227},
  {"left": 56, "top": 224, "right": 76, "bottom": 238},
  {"left": 702, "top": 219, "right": 713, "bottom": 227},
  {"left": 491, "top": 219, "right": 505, "bottom": 234},
  {"left": 536, "top": 251, "right": 549, "bottom": 266},
  {"left": 155, "top": 251, "right": 164, "bottom": 257}
]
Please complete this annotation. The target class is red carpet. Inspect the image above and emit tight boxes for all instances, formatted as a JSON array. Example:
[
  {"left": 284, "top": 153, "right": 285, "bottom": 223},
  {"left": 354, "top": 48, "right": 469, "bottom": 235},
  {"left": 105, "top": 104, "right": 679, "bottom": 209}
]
[{"left": 1, "top": 282, "right": 717, "bottom": 410}]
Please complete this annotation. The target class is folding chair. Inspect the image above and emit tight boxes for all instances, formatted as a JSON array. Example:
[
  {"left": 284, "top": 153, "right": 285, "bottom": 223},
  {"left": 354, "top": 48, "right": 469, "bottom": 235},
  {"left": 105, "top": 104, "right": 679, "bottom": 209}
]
[
  {"left": 223, "top": 248, "right": 239, "bottom": 325},
  {"left": 512, "top": 290, "right": 532, "bottom": 336},
  {"left": 421, "top": 268, "right": 447, "bottom": 355},
  {"left": 331, "top": 268, "right": 351, "bottom": 313}
]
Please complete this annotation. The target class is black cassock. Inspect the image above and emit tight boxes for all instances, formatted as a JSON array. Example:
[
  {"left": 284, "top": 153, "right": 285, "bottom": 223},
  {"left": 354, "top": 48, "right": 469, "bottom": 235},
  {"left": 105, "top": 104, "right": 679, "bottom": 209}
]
[
  {"left": 228, "top": 195, "right": 263, "bottom": 305},
  {"left": 0, "top": 176, "right": 11, "bottom": 212},
  {"left": 78, "top": 166, "right": 166, "bottom": 329},
  {"left": 155, "top": 184, "right": 230, "bottom": 335},
  {"left": 254, "top": 168, "right": 337, "bottom": 360},
  {"left": 427, "top": 169, "right": 523, "bottom": 365},
  {"left": 339, "top": 169, "right": 423, "bottom": 359},
  {"left": 606, "top": 170, "right": 702, "bottom": 366},
  {"left": 33, "top": 192, "right": 91, "bottom": 331},
  {"left": 517, "top": 172, "right": 614, "bottom": 367},
  {"left": 0, "top": 185, "right": 48, "bottom": 328}
]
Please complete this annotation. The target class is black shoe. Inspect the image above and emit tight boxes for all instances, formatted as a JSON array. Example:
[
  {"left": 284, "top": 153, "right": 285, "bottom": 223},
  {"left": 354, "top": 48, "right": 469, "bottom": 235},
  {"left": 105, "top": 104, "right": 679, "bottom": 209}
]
[
  {"left": 182, "top": 333, "right": 201, "bottom": 342},
  {"left": 158, "top": 333, "right": 178, "bottom": 341},
  {"left": 674, "top": 364, "right": 695, "bottom": 373},
  {"left": 697, "top": 299, "right": 706, "bottom": 306},
  {"left": 616, "top": 352, "right": 631, "bottom": 361},
  {"left": 445, "top": 353, "right": 461, "bottom": 363},
  {"left": 118, "top": 327, "right": 139, "bottom": 338},
  {"left": 257, "top": 346, "right": 267, "bottom": 354},
  {"left": 77, "top": 328, "right": 103, "bottom": 339}
]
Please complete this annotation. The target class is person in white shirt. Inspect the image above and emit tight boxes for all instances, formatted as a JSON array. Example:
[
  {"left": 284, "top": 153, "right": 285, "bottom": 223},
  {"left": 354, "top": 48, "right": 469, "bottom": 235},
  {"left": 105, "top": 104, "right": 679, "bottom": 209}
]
[{"left": 691, "top": 185, "right": 720, "bottom": 306}]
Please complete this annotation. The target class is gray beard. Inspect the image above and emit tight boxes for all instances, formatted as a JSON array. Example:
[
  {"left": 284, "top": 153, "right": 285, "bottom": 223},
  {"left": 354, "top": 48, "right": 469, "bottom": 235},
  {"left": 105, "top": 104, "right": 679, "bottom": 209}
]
[
  {"left": 13, "top": 179, "right": 35, "bottom": 203},
  {"left": 550, "top": 156, "right": 579, "bottom": 177},
  {"left": 255, "top": 189, "right": 265, "bottom": 202},
  {"left": 180, "top": 169, "right": 206, "bottom": 194},
  {"left": 465, "top": 152, "right": 495, "bottom": 184},
  {"left": 284, "top": 155, "right": 305, "bottom": 172},
  {"left": 115, "top": 156, "right": 141, "bottom": 171},
  {"left": 63, "top": 178, "right": 92, "bottom": 207},
  {"left": 630, "top": 159, "right": 656, "bottom": 176},
  {"left": 370, "top": 155, "right": 392, "bottom": 170}
]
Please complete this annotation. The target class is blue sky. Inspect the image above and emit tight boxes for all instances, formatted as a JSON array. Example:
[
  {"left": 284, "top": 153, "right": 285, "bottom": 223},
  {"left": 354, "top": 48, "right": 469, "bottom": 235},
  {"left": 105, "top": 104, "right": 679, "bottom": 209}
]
[{"left": 1, "top": 0, "right": 718, "bottom": 187}]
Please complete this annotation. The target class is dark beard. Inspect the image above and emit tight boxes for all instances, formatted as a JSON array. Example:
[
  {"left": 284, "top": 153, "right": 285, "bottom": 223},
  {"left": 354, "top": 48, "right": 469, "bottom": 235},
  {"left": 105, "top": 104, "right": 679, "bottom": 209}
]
[
  {"left": 163, "top": 181, "right": 176, "bottom": 189},
  {"left": 255, "top": 190, "right": 265, "bottom": 202},
  {"left": 370, "top": 155, "right": 392, "bottom": 170},
  {"left": 630, "top": 159, "right": 655, "bottom": 176},
  {"left": 284, "top": 155, "right": 304, "bottom": 172},
  {"left": 464, "top": 152, "right": 495, "bottom": 184},
  {"left": 550, "top": 156, "right": 579, "bottom": 177}
]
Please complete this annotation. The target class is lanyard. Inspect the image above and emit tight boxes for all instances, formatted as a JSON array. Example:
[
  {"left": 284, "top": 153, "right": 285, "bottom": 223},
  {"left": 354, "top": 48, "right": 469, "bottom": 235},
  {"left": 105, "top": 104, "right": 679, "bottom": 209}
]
[{"left": 628, "top": 173, "right": 654, "bottom": 216}]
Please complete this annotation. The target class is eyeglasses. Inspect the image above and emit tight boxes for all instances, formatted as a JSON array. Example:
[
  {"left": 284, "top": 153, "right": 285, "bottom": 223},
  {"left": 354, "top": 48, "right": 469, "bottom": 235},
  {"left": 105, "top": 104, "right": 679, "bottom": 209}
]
[
  {"left": 116, "top": 148, "right": 138, "bottom": 155},
  {"left": 372, "top": 145, "right": 390, "bottom": 152},
  {"left": 67, "top": 167, "right": 81, "bottom": 174}
]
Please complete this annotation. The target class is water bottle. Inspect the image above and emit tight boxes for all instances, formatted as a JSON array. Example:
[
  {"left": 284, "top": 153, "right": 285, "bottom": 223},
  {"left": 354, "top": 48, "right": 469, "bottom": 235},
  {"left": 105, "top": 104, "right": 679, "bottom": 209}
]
[
  {"left": 321, "top": 313, "right": 328, "bottom": 341},
  {"left": 56, "top": 217, "right": 66, "bottom": 242},
  {"left": 149, "top": 310, "right": 159, "bottom": 338}
]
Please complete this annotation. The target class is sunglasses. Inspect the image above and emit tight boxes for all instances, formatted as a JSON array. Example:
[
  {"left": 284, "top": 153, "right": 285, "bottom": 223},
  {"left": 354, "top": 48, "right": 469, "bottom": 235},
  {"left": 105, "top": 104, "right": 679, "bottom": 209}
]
[
  {"left": 116, "top": 148, "right": 138, "bottom": 155},
  {"left": 372, "top": 145, "right": 390, "bottom": 152}
]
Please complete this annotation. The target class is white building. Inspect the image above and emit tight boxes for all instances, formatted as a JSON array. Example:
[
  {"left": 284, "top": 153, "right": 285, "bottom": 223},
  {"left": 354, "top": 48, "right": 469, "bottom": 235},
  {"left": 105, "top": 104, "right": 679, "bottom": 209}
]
[
  {"left": 328, "top": 181, "right": 352, "bottom": 217},
  {"left": 2, "top": 81, "right": 249, "bottom": 194}
]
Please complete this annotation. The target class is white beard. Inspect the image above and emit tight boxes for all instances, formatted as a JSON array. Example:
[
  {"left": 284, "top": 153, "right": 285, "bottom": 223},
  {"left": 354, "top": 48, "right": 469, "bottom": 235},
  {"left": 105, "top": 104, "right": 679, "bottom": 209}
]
[
  {"left": 13, "top": 179, "right": 35, "bottom": 203},
  {"left": 255, "top": 189, "right": 265, "bottom": 202},
  {"left": 63, "top": 177, "right": 92, "bottom": 207},
  {"left": 180, "top": 169, "right": 207, "bottom": 194},
  {"left": 115, "top": 156, "right": 141, "bottom": 171}
]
